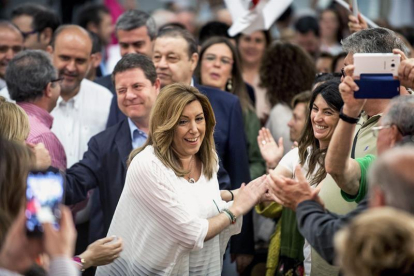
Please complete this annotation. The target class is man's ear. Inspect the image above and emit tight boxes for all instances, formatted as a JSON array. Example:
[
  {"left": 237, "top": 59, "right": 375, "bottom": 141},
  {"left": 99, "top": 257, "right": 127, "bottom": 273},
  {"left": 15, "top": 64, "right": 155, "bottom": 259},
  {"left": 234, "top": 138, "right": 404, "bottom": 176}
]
[
  {"left": 369, "top": 186, "right": 386, "bottom": 208},
  {"left": 91, "top": 52, "right": 103, "bottom": 68},
  {"left": 86, "top": 22, "right": 99, "bottom": 34},
  {"left": 44, "top": 82, "right": 53, "bottom": 98},
  {"left": 154, "top": 78, "right": 161, "bottom": 95},
  {"left": 40, "top": 27, "right": 53, "bottom": 46},
  {"left": 390, "top": 125, "right": 403, "bottom": 147},
  {"left": 46, "top": 45, "right": 53, "bottom": 54},
  {"left": 189, "top": 52, "right": 199, "bottom": 73}
]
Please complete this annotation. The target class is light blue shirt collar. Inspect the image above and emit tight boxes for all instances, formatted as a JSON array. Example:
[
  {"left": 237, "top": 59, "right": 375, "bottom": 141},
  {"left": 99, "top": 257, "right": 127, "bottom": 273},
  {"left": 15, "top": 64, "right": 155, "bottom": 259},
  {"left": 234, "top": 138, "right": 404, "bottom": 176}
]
[{"left": 128, "top": 118, "right": 148, "bottom": 149}]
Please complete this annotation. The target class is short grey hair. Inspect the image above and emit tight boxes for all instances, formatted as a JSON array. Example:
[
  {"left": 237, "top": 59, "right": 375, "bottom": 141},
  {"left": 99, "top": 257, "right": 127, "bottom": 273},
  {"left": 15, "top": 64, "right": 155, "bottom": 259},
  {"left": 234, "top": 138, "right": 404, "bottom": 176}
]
[
  {"left": 381, "top": 96, "right": 414, "bottom": 137},
  {"left": 368, "top": 146, "right": 414, "bottom": 214},
  {"left": 115, "top": 10, "right": 156, "bottom": 40},
  {"left": 7, "top": 50, "right": 57, "bottom": 102},
  {"left": 342, "top": 27, "right": 410, "bottom": 56}
]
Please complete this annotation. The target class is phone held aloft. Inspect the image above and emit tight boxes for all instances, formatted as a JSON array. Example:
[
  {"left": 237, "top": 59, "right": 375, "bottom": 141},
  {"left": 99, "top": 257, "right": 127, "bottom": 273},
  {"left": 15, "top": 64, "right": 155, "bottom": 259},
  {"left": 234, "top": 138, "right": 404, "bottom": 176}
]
[
  {"left": 353, "top": 53, "right": 400, "bottom": 99},
  {"left": 26, "top": 172, "right": 64, "bottom": 236}
]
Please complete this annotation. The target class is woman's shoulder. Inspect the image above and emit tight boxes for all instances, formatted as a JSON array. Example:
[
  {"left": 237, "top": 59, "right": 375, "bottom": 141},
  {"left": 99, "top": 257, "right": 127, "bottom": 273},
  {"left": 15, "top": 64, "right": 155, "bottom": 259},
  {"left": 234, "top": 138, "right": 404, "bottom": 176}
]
[{"left": 130, "top": 146, "right": 161, "bottom": 170}]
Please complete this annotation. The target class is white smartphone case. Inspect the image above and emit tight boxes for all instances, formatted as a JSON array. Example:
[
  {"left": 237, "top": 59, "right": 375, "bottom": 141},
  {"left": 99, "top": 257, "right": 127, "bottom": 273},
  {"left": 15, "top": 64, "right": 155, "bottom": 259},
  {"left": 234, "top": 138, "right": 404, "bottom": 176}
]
[{"left": 353, "top": 53, "right": 400, "bottom": 77}]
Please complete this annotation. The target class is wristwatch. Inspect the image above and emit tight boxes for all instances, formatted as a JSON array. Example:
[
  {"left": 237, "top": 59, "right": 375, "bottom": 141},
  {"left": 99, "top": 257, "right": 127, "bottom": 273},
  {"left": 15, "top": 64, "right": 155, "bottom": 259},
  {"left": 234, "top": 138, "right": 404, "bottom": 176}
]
[
  {"left": 339, "top": 107, "right": 360, "bottom": 124},
  {"left": 73, "top": 255, "right": 85, "bottom": 271}
]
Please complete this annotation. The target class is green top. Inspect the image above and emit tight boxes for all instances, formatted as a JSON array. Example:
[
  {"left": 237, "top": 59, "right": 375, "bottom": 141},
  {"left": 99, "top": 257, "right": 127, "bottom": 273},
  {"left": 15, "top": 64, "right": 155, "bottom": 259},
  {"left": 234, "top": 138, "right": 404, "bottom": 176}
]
[
  {"left": 279, "top": 207, "right": 304, "bottom": 261},
  {"left": 341, "top": 154, "right": 376, "bottom": 203},
  {"left": 243, "top": 109, "right": 266, "bottom": 179}
]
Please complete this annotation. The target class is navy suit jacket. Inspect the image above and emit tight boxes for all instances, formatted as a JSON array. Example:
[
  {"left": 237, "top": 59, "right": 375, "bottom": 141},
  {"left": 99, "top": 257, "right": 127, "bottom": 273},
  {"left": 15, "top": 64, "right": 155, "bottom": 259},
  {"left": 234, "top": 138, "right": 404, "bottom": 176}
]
[
  {"left": 101, "top": 81, "right": 255, "bottom": 254},
  {"left": 64, "top": 119, "right": 132, "bottom": 234}
]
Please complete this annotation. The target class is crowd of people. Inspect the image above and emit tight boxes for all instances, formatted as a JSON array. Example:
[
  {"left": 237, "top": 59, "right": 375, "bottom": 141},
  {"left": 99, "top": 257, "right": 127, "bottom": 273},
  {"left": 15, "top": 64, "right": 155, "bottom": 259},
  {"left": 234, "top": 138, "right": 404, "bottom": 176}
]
[{"left": 1, "top": 1, "right": 414, "bottom": 276}]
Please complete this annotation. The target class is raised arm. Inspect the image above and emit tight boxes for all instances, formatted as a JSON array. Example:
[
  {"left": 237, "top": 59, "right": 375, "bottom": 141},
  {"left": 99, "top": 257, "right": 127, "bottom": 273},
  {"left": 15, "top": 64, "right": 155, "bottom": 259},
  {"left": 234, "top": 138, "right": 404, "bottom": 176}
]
[{"left": 325, "top": 65, "right": 365, "bottom": 196}]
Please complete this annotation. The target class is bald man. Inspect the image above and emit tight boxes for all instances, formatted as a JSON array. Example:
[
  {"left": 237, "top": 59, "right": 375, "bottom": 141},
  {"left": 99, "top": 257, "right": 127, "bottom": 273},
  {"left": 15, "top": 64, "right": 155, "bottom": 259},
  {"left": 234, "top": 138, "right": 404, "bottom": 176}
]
[
  {"left": 0, "top": 21, "right": 23, "bottom": 90},
  {"left": 46, "top": 26, "right": 112, "bottom": 256},
  {"left": 46, "top": 25, "right": 112, "bottom": 167}
]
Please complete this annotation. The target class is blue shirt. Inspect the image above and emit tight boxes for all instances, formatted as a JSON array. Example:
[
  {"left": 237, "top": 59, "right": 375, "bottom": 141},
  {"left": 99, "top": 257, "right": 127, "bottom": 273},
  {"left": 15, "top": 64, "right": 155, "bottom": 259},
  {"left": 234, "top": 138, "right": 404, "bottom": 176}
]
[{"left": 128, "top": 118, "right": 148, "bottom": 149}]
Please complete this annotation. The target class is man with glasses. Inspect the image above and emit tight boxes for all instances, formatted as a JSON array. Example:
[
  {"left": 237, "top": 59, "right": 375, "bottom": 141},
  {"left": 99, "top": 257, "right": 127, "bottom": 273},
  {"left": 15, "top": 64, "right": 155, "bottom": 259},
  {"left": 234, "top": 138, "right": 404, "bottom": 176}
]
[
  {"left": 7, "top": 50, "right": 66, "bottom": 169},
  {"left": 11, "top": 3, "right": 60, "bottom": 51},
  {"left": 0, "top": 21, "right": 23, "bottom": 91}
]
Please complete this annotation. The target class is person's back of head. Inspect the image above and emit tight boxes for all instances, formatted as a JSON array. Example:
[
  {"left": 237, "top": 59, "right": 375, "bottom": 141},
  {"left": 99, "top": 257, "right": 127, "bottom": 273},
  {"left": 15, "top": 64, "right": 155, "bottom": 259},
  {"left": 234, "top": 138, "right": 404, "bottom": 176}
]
[
  {"left": 260, "top": 41, "right": 316, "bottom": 107},
  {"left": 335, "top": 207, "right": 414, "bottom": 276},
  {"left": 0, "top": 96, "right": 29, "bottom": 142},
  {"left": 342, "top": 27, "right": 410, "bottom": 56},
  {"left": 0, "top": 135, "right": 32, "bottom": 235},
  {"left": 7, "top": 50, "right": 57, "bottom": 104},
  {"left": 198, "top": 21, "right": 230, "bottom": 45}
]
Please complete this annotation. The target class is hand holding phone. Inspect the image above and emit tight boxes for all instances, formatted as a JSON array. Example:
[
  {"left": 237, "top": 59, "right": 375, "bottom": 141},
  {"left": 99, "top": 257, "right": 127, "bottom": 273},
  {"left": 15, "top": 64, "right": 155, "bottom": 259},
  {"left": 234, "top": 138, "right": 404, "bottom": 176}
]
[{"left": 25, "top": 172, "right": 64, "bottom": 236}]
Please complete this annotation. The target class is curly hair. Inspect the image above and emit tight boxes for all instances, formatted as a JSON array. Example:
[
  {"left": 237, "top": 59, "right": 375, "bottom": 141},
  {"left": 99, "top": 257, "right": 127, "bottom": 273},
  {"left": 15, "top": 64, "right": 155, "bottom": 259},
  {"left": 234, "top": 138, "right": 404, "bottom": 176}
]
[{"left": 259, "top": 42, "right": 316, "bottom": 107}]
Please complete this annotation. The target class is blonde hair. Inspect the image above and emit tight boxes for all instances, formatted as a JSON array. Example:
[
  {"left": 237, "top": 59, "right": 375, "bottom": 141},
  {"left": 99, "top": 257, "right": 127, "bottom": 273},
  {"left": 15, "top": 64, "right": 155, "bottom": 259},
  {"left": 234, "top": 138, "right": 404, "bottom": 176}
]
[
  {"left": 335, "top": 207, "right": 414, "bottom": 276},
  {"left": 128, "top": 83, "right": 218, "bottom": 179},
  {"left": 0, "top": 96, "right": 29, "bottom": 142}
]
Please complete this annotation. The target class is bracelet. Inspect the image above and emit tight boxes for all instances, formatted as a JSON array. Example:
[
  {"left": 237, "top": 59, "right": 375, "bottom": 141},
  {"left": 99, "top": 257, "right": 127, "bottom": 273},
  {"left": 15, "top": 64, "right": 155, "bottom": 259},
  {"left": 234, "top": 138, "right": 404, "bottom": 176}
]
[
  {"left": 339, "top": 107, "right": 360, "bottom": 124},
  {"left": 73, "top": 256, "right": 85, "bottom": 271},
  {"left": 222, "top": 208, "right": 237, "bottom": 224},
  {"left": 228, "top": 190, "right": 234, "bottom": 201}
]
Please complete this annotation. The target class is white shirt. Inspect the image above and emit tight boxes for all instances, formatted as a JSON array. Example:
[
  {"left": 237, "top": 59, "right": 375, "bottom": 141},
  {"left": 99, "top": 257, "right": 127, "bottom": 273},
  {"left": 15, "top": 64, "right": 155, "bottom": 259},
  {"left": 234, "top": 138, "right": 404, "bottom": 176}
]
[
  {"left": 96, "top": 146, "right": 242, "bottom": 276},
  {"left": 0, "top": 85, "right": 11, "bottom": 101},
  {"left": 51, "top": 79, "right": 113, "bottom": 167},
  {"left": 266, "top": 103, "right": 294, "bottom": 153}
]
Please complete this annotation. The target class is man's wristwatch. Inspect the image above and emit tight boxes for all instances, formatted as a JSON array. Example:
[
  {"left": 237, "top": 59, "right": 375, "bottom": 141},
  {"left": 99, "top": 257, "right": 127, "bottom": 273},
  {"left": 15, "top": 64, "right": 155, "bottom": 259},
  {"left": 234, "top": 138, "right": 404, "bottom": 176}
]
[{"left": 73, "top": 256, "right": 85, "bottom": 271}]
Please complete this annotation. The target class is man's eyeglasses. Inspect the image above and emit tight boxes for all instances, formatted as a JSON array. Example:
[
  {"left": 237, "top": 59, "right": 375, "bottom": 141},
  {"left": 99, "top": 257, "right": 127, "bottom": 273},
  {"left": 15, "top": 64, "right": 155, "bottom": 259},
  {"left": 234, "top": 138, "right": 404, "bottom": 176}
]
[
  {"left": 203, "top": 54, "right": 233, "bottom": 66},
  {"left": 371, "top": 125, "right": 392, "bottom": 137},
  {"left": 50, "top": 77, "right": 64, "bottom": 85},
  {"left": 21, "top": 30, "right": 38, "bottom": 40},
  {"left": 341, "top": 68, "right": 345, "bottom": 78}
]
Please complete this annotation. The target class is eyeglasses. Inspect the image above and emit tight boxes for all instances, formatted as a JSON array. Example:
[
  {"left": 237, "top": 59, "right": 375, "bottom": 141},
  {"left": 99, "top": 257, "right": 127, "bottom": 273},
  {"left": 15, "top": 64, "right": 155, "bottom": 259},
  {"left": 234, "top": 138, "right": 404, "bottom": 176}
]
[
  {"left": 203, "top": 54, "right": 233, "bottom": 66},
  {"left": 371, "top": 125, "right": 392, "bottom": 137},
  {"left": 0, "top": 45, "right": 23, "bottom": 54},
  {"left": 21, "top": 29, "right": 38, "bottom": 40},
  {"left": 50, "top": 77, "right": 64, "bottom": 84},
  {"left": 341, "top": 68, "right": 345, "bottom": 78}
]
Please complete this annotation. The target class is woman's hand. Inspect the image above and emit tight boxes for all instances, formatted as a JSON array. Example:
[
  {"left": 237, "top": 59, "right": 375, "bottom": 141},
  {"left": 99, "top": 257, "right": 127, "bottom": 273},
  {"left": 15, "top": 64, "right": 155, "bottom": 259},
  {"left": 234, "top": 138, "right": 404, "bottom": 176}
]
[
  {"left": 27, "top": 142, "right": 51, "bottom": 170},
  {"left": 257, "top": 128, "right": 284, "bottom": 169},
  {"left": 79, "top": 236, "right": 123, "bottom": 269},
  {"left": 229, "top": 175, "right": 268, "bottom": 217}
]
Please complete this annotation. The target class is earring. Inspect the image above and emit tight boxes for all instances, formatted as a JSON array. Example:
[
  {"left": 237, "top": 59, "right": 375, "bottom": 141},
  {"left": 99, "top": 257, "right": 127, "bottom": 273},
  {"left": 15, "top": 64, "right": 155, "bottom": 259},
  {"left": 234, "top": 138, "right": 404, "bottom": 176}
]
[{"left": 226, "top": 79, "right": 233, "bottom": 91}]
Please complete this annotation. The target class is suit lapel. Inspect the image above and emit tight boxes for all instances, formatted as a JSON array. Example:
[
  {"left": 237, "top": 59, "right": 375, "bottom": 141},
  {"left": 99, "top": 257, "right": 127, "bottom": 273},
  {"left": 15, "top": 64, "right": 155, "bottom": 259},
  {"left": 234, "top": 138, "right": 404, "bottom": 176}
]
[{"left": 115, "top": 119, "right": 133, "bottom": 169}]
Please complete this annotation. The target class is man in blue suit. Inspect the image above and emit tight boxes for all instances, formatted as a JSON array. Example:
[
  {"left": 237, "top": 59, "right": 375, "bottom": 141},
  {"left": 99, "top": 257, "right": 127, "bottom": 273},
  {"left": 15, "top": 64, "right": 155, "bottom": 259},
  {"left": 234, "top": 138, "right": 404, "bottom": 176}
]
[{"left": 64, "top": 53, "right": 160, "bottom": 246}]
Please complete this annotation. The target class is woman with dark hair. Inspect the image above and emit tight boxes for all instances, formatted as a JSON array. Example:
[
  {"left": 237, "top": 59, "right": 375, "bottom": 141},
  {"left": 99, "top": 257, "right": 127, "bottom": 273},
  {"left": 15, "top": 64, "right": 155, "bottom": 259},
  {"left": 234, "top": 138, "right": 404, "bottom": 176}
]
[
  {"left": 257, "top": 79, "right": 343, "bottom": 276},
  {"left": 97, "top": 83, "right": 267, "bottom": 275},
  {"left": 196, "top": 36, "right": 265, "bottom": 180},
  {"left": 260, "top": 42, "right": 316, "bottom": 153},
  {"left": 319, "top": 8, "right": 344, "bottom": 55},
  {"left": 237, "top": 30, "right": 272, "bottom": 122}
]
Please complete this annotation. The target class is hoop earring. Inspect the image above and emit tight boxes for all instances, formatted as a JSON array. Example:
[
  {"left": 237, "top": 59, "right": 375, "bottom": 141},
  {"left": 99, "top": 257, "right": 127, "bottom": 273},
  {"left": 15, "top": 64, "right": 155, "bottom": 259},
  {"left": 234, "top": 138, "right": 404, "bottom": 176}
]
[{"left": 226, "top": 79, "right": 233, "bottom": 91}]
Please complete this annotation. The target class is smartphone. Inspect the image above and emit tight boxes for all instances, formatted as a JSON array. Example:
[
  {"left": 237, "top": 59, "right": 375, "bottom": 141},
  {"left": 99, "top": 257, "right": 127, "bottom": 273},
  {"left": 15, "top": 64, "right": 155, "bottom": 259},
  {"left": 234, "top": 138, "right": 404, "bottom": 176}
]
[
  {"left": 353, "top": 53, "right": 400, "bottom": 77},
  {"left": 25, "top": 172, "right": 64, "bottom": 236},
  {"left": 354, "top": 74, "right": 400, "bottom": 99}
]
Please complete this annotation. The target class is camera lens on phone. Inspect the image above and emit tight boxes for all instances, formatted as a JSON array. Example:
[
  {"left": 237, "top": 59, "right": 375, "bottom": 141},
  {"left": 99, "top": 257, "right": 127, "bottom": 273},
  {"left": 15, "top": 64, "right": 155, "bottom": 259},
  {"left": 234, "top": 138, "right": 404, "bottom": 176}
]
[{"left": 391, "top": 63, "right": 395, "bottom": 67}]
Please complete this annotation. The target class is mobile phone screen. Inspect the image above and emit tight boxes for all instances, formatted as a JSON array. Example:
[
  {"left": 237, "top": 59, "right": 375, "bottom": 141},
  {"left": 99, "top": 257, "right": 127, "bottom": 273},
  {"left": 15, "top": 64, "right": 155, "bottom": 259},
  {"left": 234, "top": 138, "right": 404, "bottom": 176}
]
[{"left": 25, "top": 172, "right": 64, "bottom": 235}]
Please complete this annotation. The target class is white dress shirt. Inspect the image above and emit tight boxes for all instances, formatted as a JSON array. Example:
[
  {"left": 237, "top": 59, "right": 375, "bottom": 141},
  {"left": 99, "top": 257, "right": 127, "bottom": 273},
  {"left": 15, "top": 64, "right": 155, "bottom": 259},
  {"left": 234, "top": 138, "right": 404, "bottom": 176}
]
[{"left": 51, "top": 79, "right": 113, "bottom": 167}]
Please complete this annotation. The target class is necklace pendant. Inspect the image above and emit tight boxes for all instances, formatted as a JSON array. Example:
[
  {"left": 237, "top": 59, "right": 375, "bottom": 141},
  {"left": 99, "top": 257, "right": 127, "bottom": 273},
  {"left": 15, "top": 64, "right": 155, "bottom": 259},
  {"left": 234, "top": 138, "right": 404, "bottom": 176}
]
[{"left": 189, "top": 178, "right": 195, "bottom": 184}]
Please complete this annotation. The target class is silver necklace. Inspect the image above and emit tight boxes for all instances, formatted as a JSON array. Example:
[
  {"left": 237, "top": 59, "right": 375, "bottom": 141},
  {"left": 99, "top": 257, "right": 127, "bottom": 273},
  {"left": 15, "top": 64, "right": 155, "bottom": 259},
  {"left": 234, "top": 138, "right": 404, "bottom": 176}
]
[{"left": 188, "top": 155, "right": 196, "bottom": 184}]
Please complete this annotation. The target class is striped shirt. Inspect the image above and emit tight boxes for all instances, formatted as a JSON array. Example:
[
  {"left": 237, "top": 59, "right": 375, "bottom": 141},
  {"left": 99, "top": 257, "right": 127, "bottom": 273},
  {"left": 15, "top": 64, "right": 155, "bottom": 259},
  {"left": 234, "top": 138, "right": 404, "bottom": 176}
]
[{"left": 18, "top": 102, "right": 67, "bottom": 170}]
